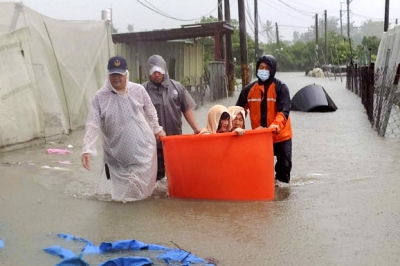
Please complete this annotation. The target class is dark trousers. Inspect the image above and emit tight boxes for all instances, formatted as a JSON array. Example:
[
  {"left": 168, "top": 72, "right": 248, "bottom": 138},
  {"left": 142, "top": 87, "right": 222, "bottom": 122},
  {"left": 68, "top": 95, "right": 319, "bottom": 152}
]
[
  {"left": 157, "top": 144, "right": 165, "bottom": 181},
  {"left": 273, "top": 139, "right": 292, "bottom": 183}
]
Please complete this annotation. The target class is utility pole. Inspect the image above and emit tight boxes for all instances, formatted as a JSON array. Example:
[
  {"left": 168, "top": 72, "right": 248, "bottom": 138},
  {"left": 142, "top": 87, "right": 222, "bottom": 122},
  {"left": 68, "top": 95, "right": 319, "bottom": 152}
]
[
  {"left": 218, "top": 0, "right": 224, "bottom": 59},
  {"left": 224, "top": 0, "right": 235, "bottom": 96},
  {"left": 275, "top": 22, "right": 280, "bottom": 50},
  {"left": 275, "top": 22, "right": 280, "bottom": 65},
  {"left": 346, "top": 0, "right": 351, "bottom": 40},
  {"left": 384, "top": 0, "right": 389, "bottom": 32},
  {"left": 254, "top": 0, "right": 259, "bottom": 61},
  {"left": 324, "top": 10, "right": 327, "bottom": 60},
  {"left": 340, "top": 2, "right": 344, "bottom": 37},
  {"left": 238, "top": 0, "right": 249, "bottom": 88},
  {"left": 315, "top": 13, "right": 319, "bottom": 67}
]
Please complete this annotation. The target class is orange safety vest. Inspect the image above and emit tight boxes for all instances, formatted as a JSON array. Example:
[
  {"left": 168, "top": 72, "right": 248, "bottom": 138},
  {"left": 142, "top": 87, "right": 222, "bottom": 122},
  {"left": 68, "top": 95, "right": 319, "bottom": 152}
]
[{"left": 245, "top": 82, "right": 292, "bottom": 143}]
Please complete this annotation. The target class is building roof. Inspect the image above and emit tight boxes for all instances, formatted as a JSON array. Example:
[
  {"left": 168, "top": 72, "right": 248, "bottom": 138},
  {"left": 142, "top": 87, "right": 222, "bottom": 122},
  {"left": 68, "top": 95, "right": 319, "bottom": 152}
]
[{"left": 112, "top": 21, "right": 234, "bottom": 44}]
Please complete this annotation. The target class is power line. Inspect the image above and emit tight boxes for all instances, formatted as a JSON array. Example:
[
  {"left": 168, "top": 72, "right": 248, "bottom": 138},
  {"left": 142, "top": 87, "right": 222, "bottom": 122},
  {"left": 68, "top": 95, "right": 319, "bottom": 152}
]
[
  {"left": 259, "top": 0, "right": 315, "bottom": 23},
  {"left": 274, "top": 0, "right": 319, "bottom": 15},
  {"left": 244, "top": 0, "right": 270, "bottom": 42},
  {"left": 351, "top": 11, "right": 397, "bottom": 21},
  {"left": 282, "top": 0, "right": 326, "bottom": 14},
  {"left": 279, "top": 24, "right": 309, "bottom": 29},
  {"left": 136, "top": 0, "right": 218, "bottom": 22}
]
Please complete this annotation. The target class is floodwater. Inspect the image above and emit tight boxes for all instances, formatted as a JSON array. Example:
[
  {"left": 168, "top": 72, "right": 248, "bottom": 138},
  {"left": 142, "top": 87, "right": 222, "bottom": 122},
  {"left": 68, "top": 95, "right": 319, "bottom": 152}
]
[{"left": 1, "top": 72, "right": 400, "bottom": 265}]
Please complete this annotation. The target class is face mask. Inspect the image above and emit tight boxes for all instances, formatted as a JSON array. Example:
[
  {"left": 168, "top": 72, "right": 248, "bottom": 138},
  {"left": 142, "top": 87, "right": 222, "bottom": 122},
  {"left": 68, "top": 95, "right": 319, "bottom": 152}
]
[{"left": 257, "top": 70, "right": 270, "bottom": 81}]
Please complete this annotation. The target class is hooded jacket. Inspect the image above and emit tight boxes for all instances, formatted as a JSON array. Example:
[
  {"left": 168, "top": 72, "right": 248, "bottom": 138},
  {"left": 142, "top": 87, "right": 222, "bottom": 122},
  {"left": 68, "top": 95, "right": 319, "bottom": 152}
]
[
  {"left": 199, "top": 105, "right": 231, "bottom": 134},
  {"left": 228, "top": 106, "right": 246, "bottom": 129},
  {"left": 236, "top": 55, "right": 292, "bottom": 143},
  {"left": 143, "top": 55, "right": 194, "bottom": 136}
]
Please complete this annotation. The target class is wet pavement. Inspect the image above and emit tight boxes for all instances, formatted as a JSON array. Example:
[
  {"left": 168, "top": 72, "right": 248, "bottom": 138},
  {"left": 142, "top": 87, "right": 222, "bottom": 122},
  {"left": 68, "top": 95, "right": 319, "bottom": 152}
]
[{"left": 1, "top": 72, "right": 400, "bottom": 265}]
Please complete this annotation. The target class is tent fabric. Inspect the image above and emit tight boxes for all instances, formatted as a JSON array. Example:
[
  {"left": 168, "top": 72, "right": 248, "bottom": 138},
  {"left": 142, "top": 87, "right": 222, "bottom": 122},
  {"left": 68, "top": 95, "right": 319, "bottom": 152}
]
[
  {"left": 0, "top": 2, "right": 113, "bottom": 151},
  {"left": 375, "top": 25, "right": 400, "bottom": 72},
  {"left": 291, "top": 84, "right": 338, "bottom": 112}
]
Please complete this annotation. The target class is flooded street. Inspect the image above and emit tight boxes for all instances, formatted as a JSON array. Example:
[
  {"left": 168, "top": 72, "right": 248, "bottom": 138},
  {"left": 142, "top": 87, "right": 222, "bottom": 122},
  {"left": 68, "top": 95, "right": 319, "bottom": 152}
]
[{"left": 1, "top": 72, "right": 400, "bottom": 265}]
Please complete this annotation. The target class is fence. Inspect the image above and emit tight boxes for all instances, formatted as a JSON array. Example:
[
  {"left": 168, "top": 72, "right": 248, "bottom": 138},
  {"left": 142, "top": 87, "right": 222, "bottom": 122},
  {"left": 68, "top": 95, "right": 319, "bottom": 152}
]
[
  {"left": 185, "top": 61, "right": 227, "bottom": 109},
  {"left": 347, "top": 62, "right": 400, "bottom": 137}
]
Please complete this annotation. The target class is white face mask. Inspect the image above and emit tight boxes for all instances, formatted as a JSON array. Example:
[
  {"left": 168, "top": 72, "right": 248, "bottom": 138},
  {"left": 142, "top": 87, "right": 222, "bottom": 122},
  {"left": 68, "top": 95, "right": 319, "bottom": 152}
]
[{"left": 257, "top": 70, "right": 270, "bottom": 81}]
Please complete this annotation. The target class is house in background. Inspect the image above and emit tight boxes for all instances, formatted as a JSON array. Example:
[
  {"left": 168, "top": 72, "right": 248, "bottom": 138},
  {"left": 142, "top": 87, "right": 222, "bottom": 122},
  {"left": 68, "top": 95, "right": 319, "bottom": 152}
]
[
  {"left": 114, "top": 39, "right": 204, "bottom": 86},
  {"left": 112, "top": 21, "right": 233, "bottom": 86}
]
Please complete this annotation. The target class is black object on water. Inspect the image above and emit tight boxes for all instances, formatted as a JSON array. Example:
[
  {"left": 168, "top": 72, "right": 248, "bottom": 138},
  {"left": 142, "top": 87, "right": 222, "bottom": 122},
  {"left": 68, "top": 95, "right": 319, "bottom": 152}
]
[{"left": 291, "top": 83, "right": 338, "bottom": 112}]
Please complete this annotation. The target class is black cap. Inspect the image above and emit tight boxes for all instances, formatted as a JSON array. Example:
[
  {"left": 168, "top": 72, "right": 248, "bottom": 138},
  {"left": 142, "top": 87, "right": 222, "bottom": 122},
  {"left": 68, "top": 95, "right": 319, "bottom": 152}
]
[{"left": 107, "top": 56, "right": 127, "bottom": 74}]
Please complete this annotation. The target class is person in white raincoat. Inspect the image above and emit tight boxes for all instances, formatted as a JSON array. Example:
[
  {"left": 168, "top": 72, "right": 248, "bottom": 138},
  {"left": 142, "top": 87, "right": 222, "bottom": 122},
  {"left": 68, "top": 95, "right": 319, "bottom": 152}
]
[{"left": 81, "top": 56, "right": 166, "bottom": 202}]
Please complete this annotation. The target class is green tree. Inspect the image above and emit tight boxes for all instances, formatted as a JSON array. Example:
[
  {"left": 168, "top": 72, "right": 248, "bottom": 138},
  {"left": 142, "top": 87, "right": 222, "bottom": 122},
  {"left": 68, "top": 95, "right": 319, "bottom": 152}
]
[
  {"left": 198, "top": 16, "right": 255, "bottom": 79},
  {"left": 352, "top": 20, "right": 384, "bottom": 45}
]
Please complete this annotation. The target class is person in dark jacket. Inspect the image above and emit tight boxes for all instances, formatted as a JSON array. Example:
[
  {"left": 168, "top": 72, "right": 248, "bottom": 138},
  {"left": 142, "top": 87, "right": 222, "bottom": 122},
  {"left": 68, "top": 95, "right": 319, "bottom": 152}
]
[
  {"left": 236, "top": 55, "right": 293, "bottom": 183},
  {"left": 143, "top": 55, "right": 201, "bottom": 181}
]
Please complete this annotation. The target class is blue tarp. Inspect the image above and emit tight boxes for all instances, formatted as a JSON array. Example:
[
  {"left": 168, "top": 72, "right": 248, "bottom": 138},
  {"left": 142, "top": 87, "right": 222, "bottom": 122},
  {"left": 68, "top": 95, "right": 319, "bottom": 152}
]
[
  {"left": 0, "top": 223, "right": 3, "bottom": 249},
  {"left": 44, "top": 233, "right": 214, "bottom": 266},
  {"left": 98, "top": 256, "right": 152, "bottom": 266}
]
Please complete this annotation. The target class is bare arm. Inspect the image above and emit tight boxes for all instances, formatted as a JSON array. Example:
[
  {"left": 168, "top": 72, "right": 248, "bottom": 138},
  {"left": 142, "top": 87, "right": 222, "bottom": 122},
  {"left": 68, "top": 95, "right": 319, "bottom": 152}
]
[{"left": 183, "top": 109, "right": 201, "bottom": 134}]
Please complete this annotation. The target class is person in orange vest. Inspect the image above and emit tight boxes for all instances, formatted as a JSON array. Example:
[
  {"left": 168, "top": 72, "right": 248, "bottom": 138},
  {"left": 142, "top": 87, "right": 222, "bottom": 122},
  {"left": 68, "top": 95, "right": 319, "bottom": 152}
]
[{"left": 236, "top": 55, "right": 292, "bottom": 184}]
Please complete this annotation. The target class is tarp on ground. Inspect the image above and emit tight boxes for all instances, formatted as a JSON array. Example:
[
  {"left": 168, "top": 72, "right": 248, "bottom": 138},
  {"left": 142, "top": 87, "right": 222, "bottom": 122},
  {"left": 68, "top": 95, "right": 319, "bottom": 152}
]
[
  {"left": 291, "top": 84, "right": 338, "bottom": 112},
  {"left": 0, "top": 2, "right": 113, "bottom": 151}
]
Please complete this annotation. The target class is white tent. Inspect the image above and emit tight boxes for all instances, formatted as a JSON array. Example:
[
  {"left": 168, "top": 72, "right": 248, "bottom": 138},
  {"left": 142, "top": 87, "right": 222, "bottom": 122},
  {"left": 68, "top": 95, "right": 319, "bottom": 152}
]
[
  {"left": 375, "top": 25, "right": 400, "bottom": 71},
  {"left": 0, "top": 2, "right": 113, "bottom": 151}
]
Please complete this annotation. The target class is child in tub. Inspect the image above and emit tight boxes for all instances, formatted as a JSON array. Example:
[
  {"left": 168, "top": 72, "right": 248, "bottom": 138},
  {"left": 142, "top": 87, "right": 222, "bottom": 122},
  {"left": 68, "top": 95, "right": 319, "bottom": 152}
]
[{"left": 199, "top": 105, "right": 244, "bottom": 135}]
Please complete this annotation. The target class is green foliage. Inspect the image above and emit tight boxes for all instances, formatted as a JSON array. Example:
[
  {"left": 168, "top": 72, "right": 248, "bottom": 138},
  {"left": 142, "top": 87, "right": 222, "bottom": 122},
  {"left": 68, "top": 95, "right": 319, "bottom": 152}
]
[
  {"left": 198, "top": 16, "right": 256, "bottom": 79},
  {"left": 194, "top": 15, "right": 381, "bottom": 73}
]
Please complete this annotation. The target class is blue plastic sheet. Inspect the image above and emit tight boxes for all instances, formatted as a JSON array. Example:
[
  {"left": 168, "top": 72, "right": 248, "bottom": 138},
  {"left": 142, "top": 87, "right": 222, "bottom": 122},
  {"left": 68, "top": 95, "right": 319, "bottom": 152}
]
[
  {"left": 99, "top": 239, "right": 147, "bottom": 252},
  {"left": 55, "top": 256, "right": 89, "bottom": 266},
  {"left": 98, "top": 256, "right": 152, "bottom": 266},
  {"left": 57, "top": 233, "right": 94, "bottom": 247},
  {"left": 158, "top": 249, "right": 208, "bottom": 264},
  {"left": 44, "top": 245, "right": 76, "bottom": 259},
  {"left": 0, "top": 223, "right": 3, "bottom": 249},
  {"left": 43, "top": 234, "right": 214, "bottom": 266}
]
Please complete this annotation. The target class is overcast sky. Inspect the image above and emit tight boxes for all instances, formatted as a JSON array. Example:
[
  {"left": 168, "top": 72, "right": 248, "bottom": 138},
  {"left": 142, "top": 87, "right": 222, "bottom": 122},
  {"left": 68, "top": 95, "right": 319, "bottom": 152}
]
[{"left": 6, "top": 0, "right": 400, "bottom": 41}]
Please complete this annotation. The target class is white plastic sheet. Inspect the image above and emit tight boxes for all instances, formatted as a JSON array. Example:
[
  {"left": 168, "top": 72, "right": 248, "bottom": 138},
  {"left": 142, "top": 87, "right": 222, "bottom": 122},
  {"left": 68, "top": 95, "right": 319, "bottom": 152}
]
[{"left": 0, "top": 3, "right": 113, "bottom": 150}]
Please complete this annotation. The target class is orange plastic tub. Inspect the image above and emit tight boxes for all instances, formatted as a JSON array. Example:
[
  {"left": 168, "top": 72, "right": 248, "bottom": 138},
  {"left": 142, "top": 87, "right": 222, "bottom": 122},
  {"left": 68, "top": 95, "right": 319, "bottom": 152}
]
[{"left": 160, "top": 128, "right": 275, "bottom": 200}]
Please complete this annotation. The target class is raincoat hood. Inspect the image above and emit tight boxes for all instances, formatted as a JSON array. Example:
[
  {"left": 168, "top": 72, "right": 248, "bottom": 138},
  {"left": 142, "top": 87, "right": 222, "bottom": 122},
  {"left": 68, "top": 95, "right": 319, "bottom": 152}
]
[
  {"left": 146, "top": 54, "right": 170, "bottom": 87},
  {"left": 104, "top": 70, "right": 130, "bottom": 92},
  {"left": 256, "top": 54, "right": 277, "bottom": 82},
  {"left": 199, "top": 105, "right": 231, "bottom": 134},
  {"left": 228, "top": 106, "right": 246, "bottom": 129}
]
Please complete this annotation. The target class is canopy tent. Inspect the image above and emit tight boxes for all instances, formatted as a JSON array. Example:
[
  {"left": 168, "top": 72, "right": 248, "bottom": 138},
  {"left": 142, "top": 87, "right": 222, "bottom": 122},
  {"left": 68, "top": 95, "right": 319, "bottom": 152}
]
[
  {"left": 291, "top": 84, "right": 338, "bottom": 112},
  {"left": 0, "top": 2, "right": 113, "bottom": 151}
]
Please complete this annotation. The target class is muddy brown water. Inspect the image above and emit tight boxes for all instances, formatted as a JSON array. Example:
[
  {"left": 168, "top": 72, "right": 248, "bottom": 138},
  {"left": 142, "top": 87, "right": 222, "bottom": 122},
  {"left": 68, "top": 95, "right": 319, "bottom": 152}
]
[{"left": 1, "top": 72, "right": 400, "bottom": 265}]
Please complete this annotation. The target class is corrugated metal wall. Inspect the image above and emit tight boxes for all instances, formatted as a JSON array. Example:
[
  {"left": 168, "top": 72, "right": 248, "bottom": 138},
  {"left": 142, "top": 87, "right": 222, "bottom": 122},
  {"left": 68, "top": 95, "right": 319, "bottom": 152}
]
[{"left": 114, "top": 41, "right": 204, "bottom": 85}]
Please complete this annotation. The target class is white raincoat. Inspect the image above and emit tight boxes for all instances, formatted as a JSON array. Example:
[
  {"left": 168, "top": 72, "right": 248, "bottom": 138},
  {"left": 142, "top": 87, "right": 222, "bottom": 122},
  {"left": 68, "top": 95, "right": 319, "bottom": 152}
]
[{"left": 82, "top": 71, "right": 163, "bottom": 202}]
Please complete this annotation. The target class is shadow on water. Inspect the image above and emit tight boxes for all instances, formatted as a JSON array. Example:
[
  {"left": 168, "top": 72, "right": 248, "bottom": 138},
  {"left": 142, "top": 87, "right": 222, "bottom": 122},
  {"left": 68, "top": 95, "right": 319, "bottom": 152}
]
[{"left": 274, "top": 187, "right": 291, "bottom": 202}]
